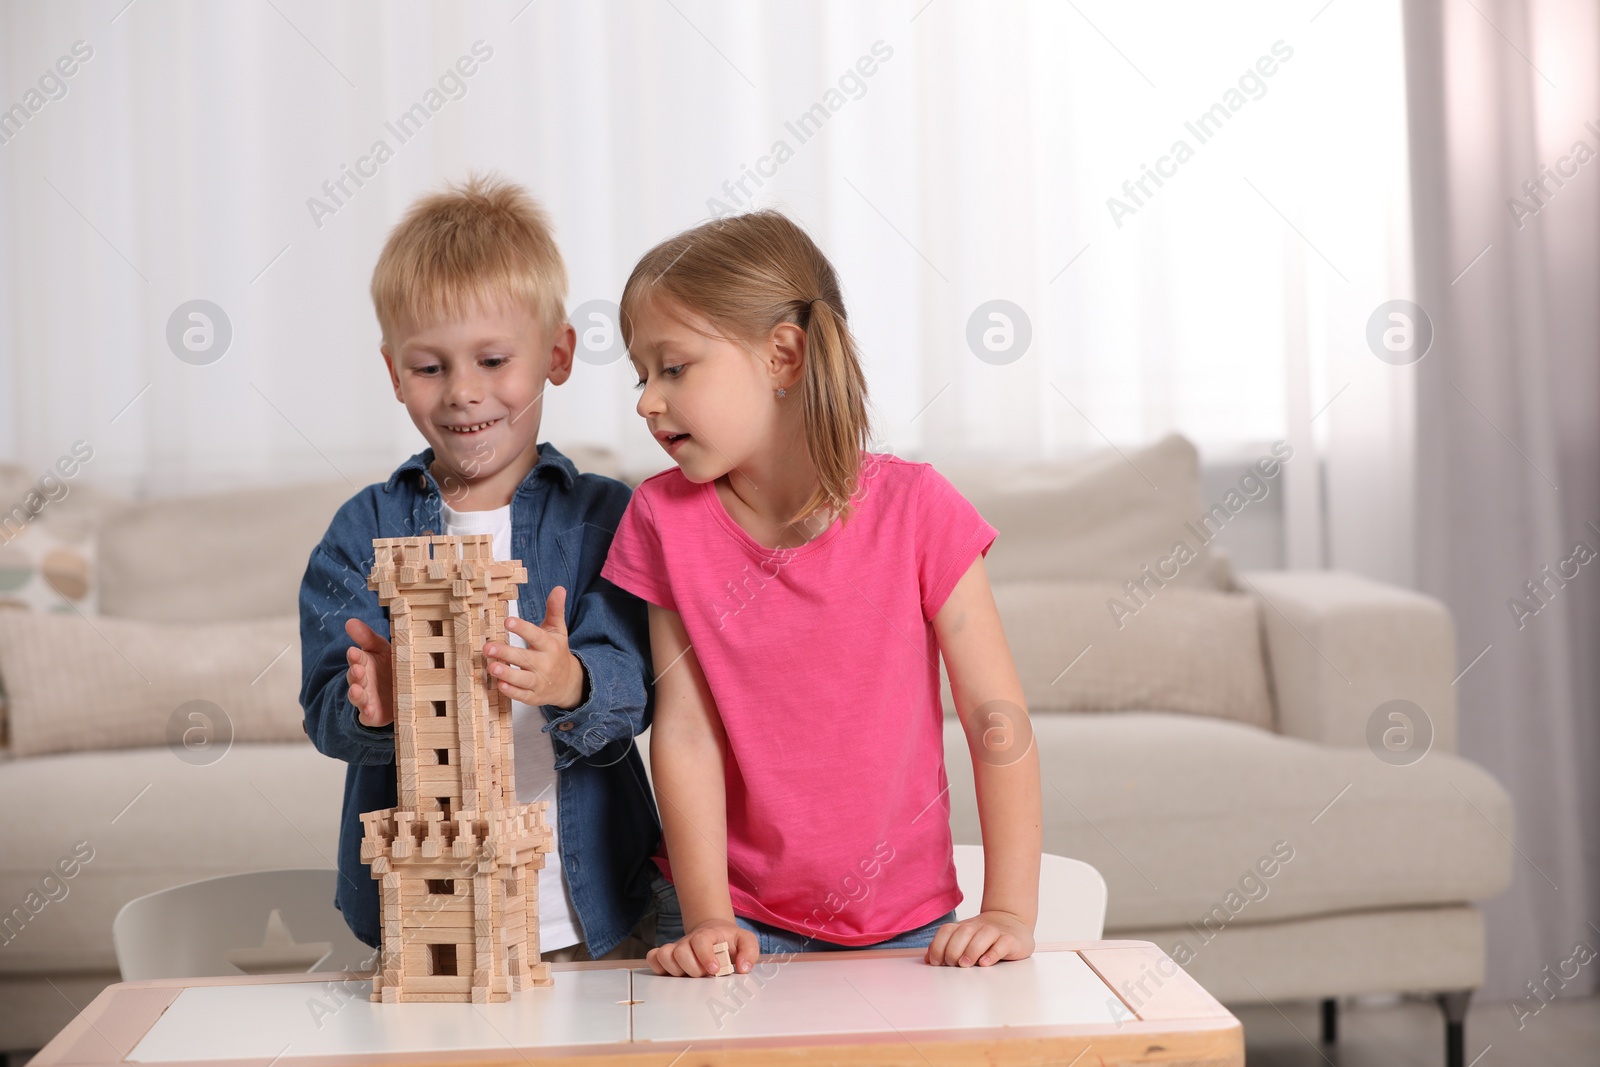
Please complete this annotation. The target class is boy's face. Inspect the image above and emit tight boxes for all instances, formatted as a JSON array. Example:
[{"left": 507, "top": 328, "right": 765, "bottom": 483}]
[{"left": 382, "top": 300, "right": 576, "bottom": 509}]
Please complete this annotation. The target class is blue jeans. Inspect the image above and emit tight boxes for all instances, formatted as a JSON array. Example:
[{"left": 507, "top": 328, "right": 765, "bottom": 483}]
[
  {"left": 648, "top": 869, "right": 685, "bottom": 946},
  {"left": 734, "top": 909, "right": 958, "bottom": 954}
]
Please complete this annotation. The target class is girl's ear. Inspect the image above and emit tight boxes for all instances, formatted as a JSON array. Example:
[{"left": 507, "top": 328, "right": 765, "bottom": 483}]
[{"left": 768, "top": 321, "right": 807, "bottom": 391}]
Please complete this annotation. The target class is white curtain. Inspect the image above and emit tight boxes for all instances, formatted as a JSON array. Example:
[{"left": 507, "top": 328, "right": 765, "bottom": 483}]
[
  {"left": 1405, "top": 0, "right": 1599, "bottom": 1002},
  {"left": 0, "top": 0, "right": 1417, "bottom": 580}
]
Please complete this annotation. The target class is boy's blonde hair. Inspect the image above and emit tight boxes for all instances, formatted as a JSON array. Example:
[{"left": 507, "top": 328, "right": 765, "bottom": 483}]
[
  {"left": 370, "top": 173, "right": 567, "bottom": 342},
  {"left": 620, "top": 211, "right": 873, "bottom": 527}
]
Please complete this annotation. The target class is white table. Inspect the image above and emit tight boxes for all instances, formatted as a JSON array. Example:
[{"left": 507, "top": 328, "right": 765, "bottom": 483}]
[{"left": 33, "top": 941, "right": 1243, "bottom": 1065}]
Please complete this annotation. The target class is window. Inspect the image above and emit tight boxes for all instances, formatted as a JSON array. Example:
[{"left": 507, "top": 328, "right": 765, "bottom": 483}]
[{"left": 428, "top": 943, "right": 457, "bottom": 976}]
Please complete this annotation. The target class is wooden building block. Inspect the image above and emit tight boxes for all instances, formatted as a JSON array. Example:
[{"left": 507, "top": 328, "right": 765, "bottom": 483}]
[{"left": 359, "top": 533, "right": 554, "bottom": 1004}]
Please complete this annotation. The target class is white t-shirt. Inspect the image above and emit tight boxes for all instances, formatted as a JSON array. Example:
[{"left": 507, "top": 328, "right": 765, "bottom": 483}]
[{"left": 440, "top": 502, "right": 582, "bottom": 951}]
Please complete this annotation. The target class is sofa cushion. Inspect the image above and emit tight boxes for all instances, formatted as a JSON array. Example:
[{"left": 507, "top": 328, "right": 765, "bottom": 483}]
[
  {"left": 942, "top": 712, "right": 1513, "bottom": 930},
  {"left": 1116, "top": 905, "right": 1487, "bottom": 1004},
  {"left": 0, "top": 458, "right": 124, "bottom": 617},
  {"left": 0, "top": 612, "right": 304, "bottom": 757},
  {"left": 935, "top": 433, "right": 1232, "bottom": 590},
  {"left": 94, "top": 447, "right": 625, "bottom": 624},
  {"left": 96, "top": 480, "right": 359, "bottom": 623},
  {"left": 944, "top": 581, "right": 1274, "bottom": 729},
  {"left": 0, "top": 458, "right": 125, "bottom": 534},
  {"left": 0, "top": 511, "right": 99, "bottom": 614},
  {"left": 0, "top": 742, "right": 345, "bottom": 975}
]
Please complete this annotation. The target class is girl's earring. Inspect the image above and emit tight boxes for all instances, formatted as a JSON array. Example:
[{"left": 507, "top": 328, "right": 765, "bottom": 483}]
[{"left": 776, "top": 387, "right": 788, "bottom": 398}]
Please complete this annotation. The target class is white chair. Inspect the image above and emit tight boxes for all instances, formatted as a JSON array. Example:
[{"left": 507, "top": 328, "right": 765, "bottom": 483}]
[
  {"left": 953, "top": 845, "right": 1108, "bottom": 941},
  {"left": 113, "top": 868, "right": 376, "bottom": 981}
]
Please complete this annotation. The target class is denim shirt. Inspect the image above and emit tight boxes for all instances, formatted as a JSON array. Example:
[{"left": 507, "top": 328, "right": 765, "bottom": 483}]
[{"left": 297, "top": 442, "right": 660, "bottom": 957}]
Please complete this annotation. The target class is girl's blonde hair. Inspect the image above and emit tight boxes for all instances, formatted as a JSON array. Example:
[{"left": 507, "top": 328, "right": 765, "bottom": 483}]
[{"left": 620, "top": 211, "right": 872, "bottom": 526}]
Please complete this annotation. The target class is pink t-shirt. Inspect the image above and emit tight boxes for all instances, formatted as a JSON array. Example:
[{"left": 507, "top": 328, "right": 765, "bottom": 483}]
[{"left": 600, "top": 451, "right": 998, "bottom": 945}]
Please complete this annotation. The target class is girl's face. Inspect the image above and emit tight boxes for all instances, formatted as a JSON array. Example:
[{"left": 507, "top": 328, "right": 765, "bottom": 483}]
[{"left": 627, "top": 298, "right": 794, "bottom": 483}]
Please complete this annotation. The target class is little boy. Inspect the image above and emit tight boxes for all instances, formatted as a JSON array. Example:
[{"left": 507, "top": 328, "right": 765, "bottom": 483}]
[{"left": 298, "top": 175, "right": 675, "bottom": 960}]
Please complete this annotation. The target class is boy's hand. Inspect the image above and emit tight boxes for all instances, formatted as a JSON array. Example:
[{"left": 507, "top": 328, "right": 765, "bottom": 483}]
[
  {"left": 924, "top": 911, "right": 1034, "bottom": 968},
  {"left": 344, "top": 618, "right": 394, "bottom": 728},
  {"left": 483, "top": 586, "right": 585, "bottom": 709},
  {"left": 646, "top": 919, "right": 759, "bottom": 977}
]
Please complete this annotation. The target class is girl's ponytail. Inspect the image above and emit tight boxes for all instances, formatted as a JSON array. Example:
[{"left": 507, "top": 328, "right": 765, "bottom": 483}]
[{"left": 798, "top": 298, "right": 870, "bottom": 525}]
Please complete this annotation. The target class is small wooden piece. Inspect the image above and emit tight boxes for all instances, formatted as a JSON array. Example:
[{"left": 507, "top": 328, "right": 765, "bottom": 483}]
[{"left": 712, "top": 941, "right": 734, "bottom": 977}]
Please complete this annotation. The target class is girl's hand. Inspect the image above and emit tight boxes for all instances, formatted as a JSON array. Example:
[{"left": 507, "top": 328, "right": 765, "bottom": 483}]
[
  {"left": 924, "top": 911, "right": 1035, "bottom": 968},
  {"left": 483, "top": 586, "right": 585, "bottom": 709},
  {"left": 647, "top": 919, "right": 759, "bottom": 977},
  {"left": 344, "top": 618, "right": 394, "bottom": 728}
]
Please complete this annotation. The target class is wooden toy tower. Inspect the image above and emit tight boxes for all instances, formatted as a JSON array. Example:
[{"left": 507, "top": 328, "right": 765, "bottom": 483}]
[{"left": 358, "top": 533, "right": 554, "bottom": 1003}]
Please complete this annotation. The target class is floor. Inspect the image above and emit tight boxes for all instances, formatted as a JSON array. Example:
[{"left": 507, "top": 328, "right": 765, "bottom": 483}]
[{"left": 1239, "top": 993, "right": 1600, "bottom": 1066}]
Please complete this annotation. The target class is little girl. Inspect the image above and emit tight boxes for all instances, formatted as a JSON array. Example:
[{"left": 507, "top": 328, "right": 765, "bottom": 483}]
[{"left": 600, "top": 211, "right": 1041, "bottom": 978}]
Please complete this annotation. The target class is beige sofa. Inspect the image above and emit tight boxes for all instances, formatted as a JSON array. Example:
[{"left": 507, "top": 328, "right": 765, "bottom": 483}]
[{"left": 0, "top": 435, "right": 1512, "bottom": 1055}]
